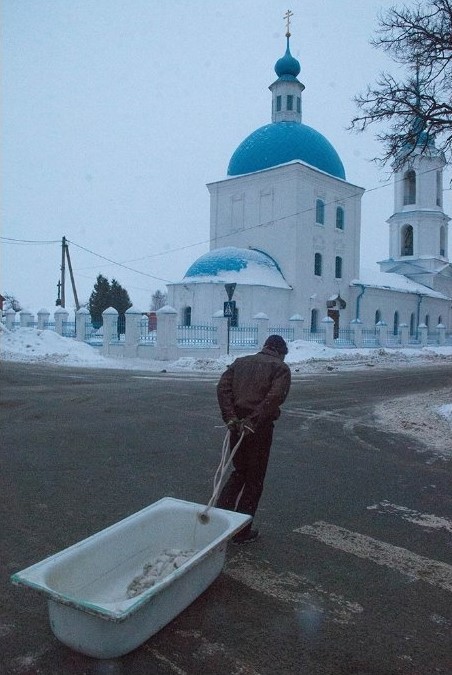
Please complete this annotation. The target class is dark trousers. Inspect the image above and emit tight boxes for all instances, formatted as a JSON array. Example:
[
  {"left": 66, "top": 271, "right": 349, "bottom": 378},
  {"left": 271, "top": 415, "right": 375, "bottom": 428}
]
[{"left": 216, "top": 424, "right": 274, "bottom": 530}]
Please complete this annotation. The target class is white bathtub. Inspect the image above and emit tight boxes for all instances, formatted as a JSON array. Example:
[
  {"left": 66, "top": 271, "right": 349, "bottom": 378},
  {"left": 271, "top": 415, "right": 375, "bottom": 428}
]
[{"left": 11, "top": 498, "right": 251, "bottom": 659}]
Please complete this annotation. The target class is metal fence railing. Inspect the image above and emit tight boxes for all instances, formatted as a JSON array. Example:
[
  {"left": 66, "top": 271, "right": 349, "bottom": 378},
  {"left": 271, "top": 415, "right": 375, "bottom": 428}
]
[
  {"left": 177, "top": 324, "right": 217, "bottom": 347},
  {"left": 139, "top": 318, "right": 157, "bottom": 344},
  {"left": 362, "top": 329, "right": 378, "bottom": 347},
  {"left": 85, "top": 323, "right": 103, "bottom": 345},
  {"left": 300, "top": 328, "right": 325, "bottom": 343},
  {"left": 334, "top": 329, "right": 355, "bottom": 348},
  {"left": 62, "top": 321, "right": 76, "bottom": 338},
  {"left": 230, "top": 325, "right": 258, "bottom": 349}
]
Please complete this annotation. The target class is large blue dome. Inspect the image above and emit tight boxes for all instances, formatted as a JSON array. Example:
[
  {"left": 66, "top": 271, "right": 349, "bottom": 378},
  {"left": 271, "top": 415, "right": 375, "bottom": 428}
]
[{"left": 227, "top": 121, "right": 346, "bottom": 179}]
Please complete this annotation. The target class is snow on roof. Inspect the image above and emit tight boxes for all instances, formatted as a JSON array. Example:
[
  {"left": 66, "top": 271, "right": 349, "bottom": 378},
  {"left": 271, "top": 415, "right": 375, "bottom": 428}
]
[
  {"left": 174, "top": 247, "right": 292, "bottom": 289},
  {"left": 352, "top": 267, "right": 451, "bottom": 300}
]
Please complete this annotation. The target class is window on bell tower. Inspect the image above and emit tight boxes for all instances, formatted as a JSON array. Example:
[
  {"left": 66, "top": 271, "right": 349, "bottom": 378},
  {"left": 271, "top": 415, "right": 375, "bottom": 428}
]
[
  {"left": 287, "top": 95, "right": 293, "bottom": 111},
  {"left": 401, "top": 224, "right": 413, "bottom": 256},
  {"left": 403, "top": 170, "right": 416, "bottom": 205},
  {"left": 440, "top": 226, "right": 446, "bottom": 256},
  {"left": 276, "top": 96, "right": 281, "bottom": 112}
]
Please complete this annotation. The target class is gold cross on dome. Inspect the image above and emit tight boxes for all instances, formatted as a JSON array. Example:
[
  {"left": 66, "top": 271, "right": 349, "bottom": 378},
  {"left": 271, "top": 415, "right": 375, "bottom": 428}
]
[{"left": 284, "top": 9, "right": 293, "bottom": 37}]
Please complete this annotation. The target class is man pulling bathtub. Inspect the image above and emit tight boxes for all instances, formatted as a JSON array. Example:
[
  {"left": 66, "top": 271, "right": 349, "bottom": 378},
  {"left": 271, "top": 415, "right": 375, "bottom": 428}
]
[{"left": 215, "top": 335, "right": 291, "bottom": 543}]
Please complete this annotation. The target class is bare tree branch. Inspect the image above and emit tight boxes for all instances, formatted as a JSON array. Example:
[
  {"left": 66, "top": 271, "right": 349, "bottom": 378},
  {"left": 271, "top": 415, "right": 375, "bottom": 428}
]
[{"left": 350, "top": 0, "right": 452, "bottom": 166}]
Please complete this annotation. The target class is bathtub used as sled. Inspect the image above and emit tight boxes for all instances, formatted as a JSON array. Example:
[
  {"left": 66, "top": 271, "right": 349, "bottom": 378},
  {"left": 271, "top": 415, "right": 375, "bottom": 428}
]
[{"left": 11, "top": 497, "right": 251, "bottom": 659}]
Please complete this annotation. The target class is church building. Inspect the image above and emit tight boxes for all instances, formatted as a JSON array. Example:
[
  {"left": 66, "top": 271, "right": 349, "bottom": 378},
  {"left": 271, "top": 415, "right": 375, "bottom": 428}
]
[{"left": 166, "top": 18, "right": 452, "bottom": 337}]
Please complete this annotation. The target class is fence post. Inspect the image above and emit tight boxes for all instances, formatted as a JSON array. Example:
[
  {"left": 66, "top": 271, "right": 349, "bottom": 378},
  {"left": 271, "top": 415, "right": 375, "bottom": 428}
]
[
  {"left": 418, "top": 323, "right": 428, "bottom": 346},
  {"left": 54, "top": 307, "right": 69, "bottom": 335},
  {"left": 254, "top": 313, "right": 269, "bottom": 349},
  {"left": 376, "top": 321, "right": 388, "bottom": 347},
  {"left": 76, "top": 307, "right": 90, "bottom": 341},
  {"left": 350, "top": 319, "right": 363, "bottom": 348},
  {"left": 37, "top": 308, "right": 50, "bottom": 330},
  {"left": 5, "top": 308, "right": 16, "bottom": 330},
  {"left": 20, "top": 309, "right": 34, "bottom": 328},
  {"left": 399, "top": 323, "right": 409, "bottom": 347},
  {"left": 155, "top": 305, "right": 178, "bottom": 361},
  {"left": 212, "top": 312, "right": 228, "bottom": 353},
  {"left": 322, "top": 316, "right": 334, "bottom": 347},
  {"left": 102, "top": 307, "right": 118, "bottom": 356},
  {"left": 125, "top": 306, "right": 142, "bottom": 357},
  {"left": 289, "top": 314, "right": 304, "bottom": 341},
  {"left": 437, "top": 323, "right": 446, "bottom": 346}
]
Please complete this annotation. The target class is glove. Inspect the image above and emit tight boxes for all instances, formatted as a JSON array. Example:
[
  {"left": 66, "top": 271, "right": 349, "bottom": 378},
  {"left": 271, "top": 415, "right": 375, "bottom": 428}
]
[
  {"left": 226, "top": 417, "right": 240, "bottom": 432},
  {"left": 239, "top": 418, "right": 255, "bottom": 436}
]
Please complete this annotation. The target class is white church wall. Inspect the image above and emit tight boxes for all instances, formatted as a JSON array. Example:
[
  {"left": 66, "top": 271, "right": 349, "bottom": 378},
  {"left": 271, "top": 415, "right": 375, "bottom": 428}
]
[
  {"left": 352, "top": 285, "right": 451, "bottom": 332},
  {"left": 167, "top": 282, "right": 292, "bottom": 326}
]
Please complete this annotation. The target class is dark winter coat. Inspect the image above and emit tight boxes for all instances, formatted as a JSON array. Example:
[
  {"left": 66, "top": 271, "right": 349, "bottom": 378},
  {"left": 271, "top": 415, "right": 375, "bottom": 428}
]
[{"left": 217, "top": 346, "right": 291, "bottom": 430}]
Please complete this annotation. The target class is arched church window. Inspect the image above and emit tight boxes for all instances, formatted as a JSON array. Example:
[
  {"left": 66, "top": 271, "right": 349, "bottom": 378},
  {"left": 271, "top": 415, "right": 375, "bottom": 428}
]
[
  {"left": 401, "top": 225, "right": 413, "bottom": 256},
  {"left": 316, "top": 199, "right": 325, "bottom": 225},
  {"left": 287, "top": 95, "right": 293, "bottom": 111},
  {"left": 410, "top": 312, "right": 415, "bottom": 336},
  {"left": 314, "top": 252, "right": 322, "bottom": 276},
  {"left": 296, "top": 97, "right": 301, "bottom": 113},
  {"left": 440, "top": 226, "right": 446, "bottom": 257},
  {"left": 393, "top": 311, "right": 399, "bottom": 335},
  {"left": 425, "top": 314, "right": 430, "bottom": 330},
  {"left": 438, "top": 315, "right": 443, "bottom": 325},
  {"left": 183, "top": 306, "right": 191, "bottom": 327},
  {"left": 311, "top": 309, "right": 318, "bottom": 333},
  {"left": 375, "top": 309, "right": 381, "bottom": 325},
  {"left": 276, "top": 96, "right": 282, "bottom": 112},
  {"left": 336, "top": 206, "right": 344, "bottom": 230},
  {"left": 403, "top": 169, "right": 416, "bottom": 205},
  {"left": 335, "top": 256, "right": 342, "bottom": 279}
]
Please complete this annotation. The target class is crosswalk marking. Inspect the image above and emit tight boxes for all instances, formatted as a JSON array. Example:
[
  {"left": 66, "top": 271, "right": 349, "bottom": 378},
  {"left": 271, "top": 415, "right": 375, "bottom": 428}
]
[
  {"left": 294, "top": 521, "right": 452, "bottom": 592},
  {"left": 367, "top": 501, "right": 452, "bottom": 533},
  {"left": 225, "top": 555, "right": 363, "bottom": 624}
]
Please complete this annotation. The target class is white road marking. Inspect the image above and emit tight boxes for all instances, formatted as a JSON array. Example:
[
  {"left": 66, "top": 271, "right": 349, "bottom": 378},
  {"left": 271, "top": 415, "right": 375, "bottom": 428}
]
[
  {"left": 224, "top": 555, "right": 363, "bottom": 624},
  {"left": 367, "top": 501, "right": 452, "bottom": 533},
  {"left": 294, "top": 521, "right": 452, "bottom": 592}
]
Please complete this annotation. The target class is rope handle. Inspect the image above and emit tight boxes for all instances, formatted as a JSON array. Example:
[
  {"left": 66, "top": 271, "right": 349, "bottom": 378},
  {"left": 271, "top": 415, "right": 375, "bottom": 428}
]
[{"left": 200, "top": 428, "right": 245, "bottom": 520}]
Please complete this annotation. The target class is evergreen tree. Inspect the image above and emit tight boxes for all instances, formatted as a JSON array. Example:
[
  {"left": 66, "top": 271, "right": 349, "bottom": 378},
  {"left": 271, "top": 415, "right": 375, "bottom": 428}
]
[
  {"left": 88, "top": 275, "right": 132, "bottom": 328},
  {"left": 88, "top": 275, "right": 111, "bottom": 328},
  {"left": 110, "top": 278, "right": 132, "bottom": 334}
]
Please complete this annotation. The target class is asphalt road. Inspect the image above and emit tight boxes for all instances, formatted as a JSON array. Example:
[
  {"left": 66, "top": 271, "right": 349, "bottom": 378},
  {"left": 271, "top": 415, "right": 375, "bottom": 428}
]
[{"left": 1, "top": 361, "right": 451, "bottom": 675}]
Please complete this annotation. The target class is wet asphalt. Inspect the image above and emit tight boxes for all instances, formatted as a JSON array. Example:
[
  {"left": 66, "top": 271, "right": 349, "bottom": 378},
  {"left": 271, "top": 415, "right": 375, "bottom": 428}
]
[{"left": 1, "top": 360, "right": 451, "bottom": 675}]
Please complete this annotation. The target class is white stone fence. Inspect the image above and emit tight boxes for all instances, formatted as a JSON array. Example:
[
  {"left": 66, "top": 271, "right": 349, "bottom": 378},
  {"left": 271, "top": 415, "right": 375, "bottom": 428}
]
[{"left": 3, "top": 305, "right": 451, "bottom": 361}]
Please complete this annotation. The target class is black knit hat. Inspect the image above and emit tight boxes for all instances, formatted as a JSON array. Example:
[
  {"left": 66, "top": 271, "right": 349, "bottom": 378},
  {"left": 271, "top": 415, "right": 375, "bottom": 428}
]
[{"left": 263, "top": 334, "right": 288, "bottom": 355}]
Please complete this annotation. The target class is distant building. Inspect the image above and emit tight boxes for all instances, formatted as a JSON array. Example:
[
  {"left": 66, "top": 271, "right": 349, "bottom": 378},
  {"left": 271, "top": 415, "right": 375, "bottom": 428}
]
[{"left": 167, "top": 25, "right": 451, "bottom": 335}]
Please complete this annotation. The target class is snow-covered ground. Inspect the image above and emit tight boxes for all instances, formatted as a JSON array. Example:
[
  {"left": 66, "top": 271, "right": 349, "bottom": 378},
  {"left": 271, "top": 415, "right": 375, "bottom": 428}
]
[{"left": 1, "top": 324, "right": 451, "bottom": 459}]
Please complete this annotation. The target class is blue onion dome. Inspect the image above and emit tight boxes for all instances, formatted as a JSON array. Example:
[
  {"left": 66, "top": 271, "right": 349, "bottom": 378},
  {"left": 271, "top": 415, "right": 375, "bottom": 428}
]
[
  {"left": 228, "top": 121, "right": 346, "bottom": 179},
  {"left": 183, "top": 247, "right": 290, "bottom": 288},
  {"left": 275, "top": 39, "right": 301, "bottom": 78}
]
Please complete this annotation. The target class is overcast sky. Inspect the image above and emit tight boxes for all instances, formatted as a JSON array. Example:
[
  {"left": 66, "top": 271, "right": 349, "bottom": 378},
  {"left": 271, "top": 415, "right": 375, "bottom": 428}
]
[{"left": 2, "top": 0, "right": 451, "bottom": 314}]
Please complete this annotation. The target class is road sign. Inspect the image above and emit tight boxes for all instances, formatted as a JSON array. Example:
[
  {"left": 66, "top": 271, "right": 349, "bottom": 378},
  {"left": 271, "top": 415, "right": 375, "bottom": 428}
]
[
  {"left": 224, "top": 300, "right": 236, "bottom": 318},
  {"left": 224, "top": 283, "right": 236, "bottom": 301}
]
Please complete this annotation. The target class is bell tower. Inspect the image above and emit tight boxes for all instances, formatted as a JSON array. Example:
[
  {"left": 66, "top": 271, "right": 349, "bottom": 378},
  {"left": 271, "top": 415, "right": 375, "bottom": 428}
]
[{"left": 379, "top": 134, "right": 450, "bottom": 290}]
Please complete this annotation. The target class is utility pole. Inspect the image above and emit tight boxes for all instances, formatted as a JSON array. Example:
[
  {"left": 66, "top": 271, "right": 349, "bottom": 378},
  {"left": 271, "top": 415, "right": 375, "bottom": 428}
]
[
  {"left": 60, "top": 236, "right": 66, "bottom": 308},
  {"left": 59, "top": 236, "right": 80, "bottom": 310}
]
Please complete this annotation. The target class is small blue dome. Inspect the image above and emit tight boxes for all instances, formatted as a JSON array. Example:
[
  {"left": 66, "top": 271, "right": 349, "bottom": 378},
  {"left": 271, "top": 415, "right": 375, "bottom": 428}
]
[
  {"left": 183, "top": 247, "right": 290, "bottom": 288},
  {"left": 275, "top": 45, "right": 300, "bottom": 78},
  {"left": 227, "top": 121, "right": 346, "bottom": 179}
]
